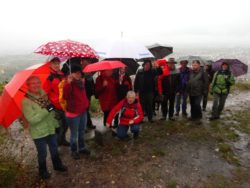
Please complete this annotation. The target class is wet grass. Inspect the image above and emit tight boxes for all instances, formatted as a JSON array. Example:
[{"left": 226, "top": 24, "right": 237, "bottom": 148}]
[
  {"left": 217, "top": 143, "right": 240, "bottom": 166},
  {"left": 232, "top": 81, "right": 250, "bottom": 91}
]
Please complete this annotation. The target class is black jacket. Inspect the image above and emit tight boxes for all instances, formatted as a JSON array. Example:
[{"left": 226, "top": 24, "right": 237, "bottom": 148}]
[
  {"left": 161, "top": 71, "right": 180, "bottom": 96},
  {"left": 134, "top": 67, "right": 163, "bottom": 94}
]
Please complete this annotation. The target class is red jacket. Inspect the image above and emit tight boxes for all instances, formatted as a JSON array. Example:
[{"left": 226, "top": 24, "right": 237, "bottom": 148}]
[
  {"left": 63, "top": 80, "right": 89, "bottom": 114},
  {"left": 158, "top": 65, "right": 170, "bottom": 95},
  {"left": 95, "top": 74, "right": 118, "bottom": 111},
  {"left": 44, "top": 69, "right": 64, "bottom": 110},
  {"left": 107, "top": 98, "right": 144, "bottom": 126}
]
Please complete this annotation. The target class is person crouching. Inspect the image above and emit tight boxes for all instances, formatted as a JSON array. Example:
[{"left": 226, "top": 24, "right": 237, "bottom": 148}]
[
  {"left": 106, "top": 91, "right": 144, "bottom": 140},
  {"left": 22, "top": 76, "right": 67, "bottom": 179}
]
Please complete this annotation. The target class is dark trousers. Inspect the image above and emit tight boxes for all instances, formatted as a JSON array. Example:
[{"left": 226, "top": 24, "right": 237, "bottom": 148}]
[
  {"left": 55, "top": 110, "right": 68, "bottom": 144},
  {"left": 212, "top": 93, "right": 228, "bottom": 118},
  {"left": 103, "top": 110, "right": 119, "bottom": 126},
  {"left": 189, "top": 95, "right": 203, "bottom": 119},
  {"left": 140, "top": 92, "right": 154, "bottom": 121},
  {"left": 34, "top": 134, "right": 63, "bottom": 173},
  {"left": 202, "top": 92, "right": 209, "bottom": 110},
  {"left": 175, "top": 92, "right": 188, "bottom": 114},
  {"left": 162, "top": 94, "right": 176, "bottom": 118}
]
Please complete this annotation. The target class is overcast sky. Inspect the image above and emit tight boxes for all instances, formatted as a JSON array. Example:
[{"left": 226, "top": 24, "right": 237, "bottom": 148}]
[{"left": 0, "top": 0, "right": 250, "bottom": 54}]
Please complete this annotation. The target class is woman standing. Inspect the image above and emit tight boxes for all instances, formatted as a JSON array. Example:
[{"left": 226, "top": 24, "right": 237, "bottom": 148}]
[{"left": 22, "top": 76, "right": 67, "bottom": 179}]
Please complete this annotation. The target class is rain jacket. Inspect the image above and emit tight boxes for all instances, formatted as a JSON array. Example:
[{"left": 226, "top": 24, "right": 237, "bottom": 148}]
[
  {"left": 106, "top": 98, "right": 144, "bottom": 126},
  {"left": 187, "top": 68, "right": 209, "bottom": 96},
  {"left": 134, "top": 67, "right": 163, "bottom": 94},
  {"left": 178, "top": 67, "right": 190, "bottom": 93},
  {"left": 22, "top": 90, "right": 58, "bottom": 139},
  {"left": 95, "top": 74, "right": 119, "bottom": 111},
  {"left": 44, "top": 69, "right": 64, "bottom": 110},
  {"left": 211, "top": 70, "right": 235, "bottom": 95},
  {"left": 63, "top": 80, "right": 89, "bottom": 114}
]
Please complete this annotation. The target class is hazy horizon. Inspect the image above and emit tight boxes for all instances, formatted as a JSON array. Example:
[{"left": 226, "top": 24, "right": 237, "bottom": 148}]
[{"left": 0, "top": 0, "right": 250, "bottom": 56}]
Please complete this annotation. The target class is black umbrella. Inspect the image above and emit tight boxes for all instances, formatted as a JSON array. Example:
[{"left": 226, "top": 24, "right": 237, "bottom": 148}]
[{"left": 147, "top": 43, "right": 173, "bottom": 59}]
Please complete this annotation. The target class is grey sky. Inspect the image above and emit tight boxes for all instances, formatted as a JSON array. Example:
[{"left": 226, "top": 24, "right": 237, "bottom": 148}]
[{"left": 0, "top": 0, "right": 250, "bottom": 54}]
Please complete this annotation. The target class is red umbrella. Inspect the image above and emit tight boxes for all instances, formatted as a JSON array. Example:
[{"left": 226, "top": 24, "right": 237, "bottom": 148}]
[
  {"left": 83, "top": 60, "right": 126, "bottom": 73},
  {"left": 34, "top": 39, "right": 99, "bottom": 59},
  {"left": 0, "top": 63, "right": 51, "bottom": 128}
]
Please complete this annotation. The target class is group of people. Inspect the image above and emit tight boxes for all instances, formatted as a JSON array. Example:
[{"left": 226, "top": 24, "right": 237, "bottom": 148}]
[
  {"left": 136, "top": 58, "right": 235, "bottom": 122},
  {"left": 21, "top": 56, "right": 235, "bottom": 179}
]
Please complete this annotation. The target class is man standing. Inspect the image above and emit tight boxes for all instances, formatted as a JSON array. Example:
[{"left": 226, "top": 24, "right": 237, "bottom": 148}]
[
  {"left": 134, "top": 59, "right": 162, "bottom": 123},
  {"left": 209, "top": 62, "right": 235, "bottom": 120},
  {"left": 44, "top": 57, "right": 69, "bottom": 146},
  {"left": 187, "top": 60, "right": 209, "bottom": 120},
  {"left": 175, "top": 60, "right": 190, "bottom": 116},
  {"left": 159, "top": 59, "right": 180, "bottom": 121}
]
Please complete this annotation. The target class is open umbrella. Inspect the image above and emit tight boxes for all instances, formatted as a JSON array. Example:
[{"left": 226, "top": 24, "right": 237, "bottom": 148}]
[
  {"left": 212, "top": 59, "right": 248, "bottom": 77},
  {"left": 83, "top": 60, "right": 126, "bottom": 73},
  {"left": 104, "top": 58, "right": 138, "bottom": 75},
  {"left": 0, "top": 63, "right": 51, "bottom": 128},
  {"left": 147, "top": 43, "right": 173, "bottom": 59},
  {"left": 177, "top": 56, "right": 209, "bottom": 66},
  {"left": 95, "top": 38, "right": 154, "bottom": 60},
  {"left": 34, "top": 39, "right": 99, "bottom": 59}
]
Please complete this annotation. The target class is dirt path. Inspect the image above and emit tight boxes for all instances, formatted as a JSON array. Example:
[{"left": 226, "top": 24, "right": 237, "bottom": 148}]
[{"left": 1, "top": 91, "right": 250, "bottom": 188}]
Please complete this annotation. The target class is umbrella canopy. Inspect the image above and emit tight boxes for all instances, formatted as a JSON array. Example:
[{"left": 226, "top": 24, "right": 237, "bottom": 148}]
[
  {"left": 0, "top": 63, "right": 51, "bottom": 128},
  {"left": 147, "top": 43, "right": 173, "bottom": 59},
  {"left": 34, "top": 39, "right": 99, "bottom": 59},
  {"left": 104, "top": 58, "right": 139, "bottom": 75},
  {"left": 177, "top": 56, "right": 209, "bottom": 66},
  {"left": 212, "top": 59, "right": 248, "bottom": 77},
  {"left": 95, "top": 38, "right": 154, "bottom": 60},
  {"left": 83, "top": 60, "right": 126, "bottom": 73}
]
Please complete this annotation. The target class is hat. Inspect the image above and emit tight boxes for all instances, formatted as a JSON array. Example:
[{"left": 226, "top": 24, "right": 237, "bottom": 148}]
[{"left": 168, "top": 58, "right": 177, "bottom": 64}]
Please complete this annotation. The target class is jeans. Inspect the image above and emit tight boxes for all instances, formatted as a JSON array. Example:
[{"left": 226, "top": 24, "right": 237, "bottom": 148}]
[
  {"left": 117, "top": 124, "right": 140, "bottom": 139},
  {"left": 55, "top": 110, "right": 68, "bottom": 144},
  {"left": 66, "top": 112, "right": 87, "bottom": 152},
  {"left": 33, "top": 134, "right": 63, "bottom": 172},
  {"left": 212, "top": 93, "right": 228, "bottom": 118},
  {"left": 162, "top": 94, "right": 176, "bottom": 118},
  {"left": 140, "top": 92, "right": 154, "bottom": 121},
  {"left": 87, "top": 109, "right": 93, "bottom": 128},
  {"left": 175, "top": 92, "right": 188, "bottom": 114},
  {"left": 189, "top": 95, "right": 203, "bottom": 119}
]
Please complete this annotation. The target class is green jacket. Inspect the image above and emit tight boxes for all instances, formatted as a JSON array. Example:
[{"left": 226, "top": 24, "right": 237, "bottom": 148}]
[
  {"left": 22, "top": 90, "right": 59, "bottom": 139},
  {"left": 211, "top": 70, "right": 235, "bottom": 95}
]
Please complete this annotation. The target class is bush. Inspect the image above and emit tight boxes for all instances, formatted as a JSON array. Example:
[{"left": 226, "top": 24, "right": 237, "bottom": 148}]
[
  {"left": 0, "top": 82, "right": 4, "bottom": 95},
  {"left": 90, "top": 96, "right": 101, "bottom": 114},
  {"left": 234, "top": 81, "right": 250, "bottom": 91}
]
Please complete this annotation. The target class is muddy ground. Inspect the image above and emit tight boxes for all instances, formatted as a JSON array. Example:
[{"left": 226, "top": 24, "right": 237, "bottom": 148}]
[{"left": 1, "top": 91, "right": 250, "bottom": 188}]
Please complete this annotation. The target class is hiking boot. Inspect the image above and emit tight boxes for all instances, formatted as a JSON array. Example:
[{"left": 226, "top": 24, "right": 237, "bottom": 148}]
[
  {"left": 54, "top": 165, "right": 68, "bottom": 172},
  {"left": 71, "top": 152, "right": 80, "bottom": 160},
  {"left": 202, "top": 108, "right": 206, "bottom": 112},
  {"left": 79, "top": 148, "right": 91, "bottom": 155},
  {"left": 39, "top": 171, "right": 51, "bottom": 180},
  {"left": 149, "top": 119, "right": 154, "bottom": 123},
  {"left": 175, "top": 112, "right": 179, "bottom": 116}
]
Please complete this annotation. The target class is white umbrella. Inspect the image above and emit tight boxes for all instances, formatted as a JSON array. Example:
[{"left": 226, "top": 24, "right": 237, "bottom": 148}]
[{"left": 94, "top": 38, "right": 155, "bottom": 60}]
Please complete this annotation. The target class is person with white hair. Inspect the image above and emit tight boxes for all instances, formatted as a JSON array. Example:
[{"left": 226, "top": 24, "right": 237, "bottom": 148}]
[{"left": 106, "top": 91, "right": 144, "bottom": 140}]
